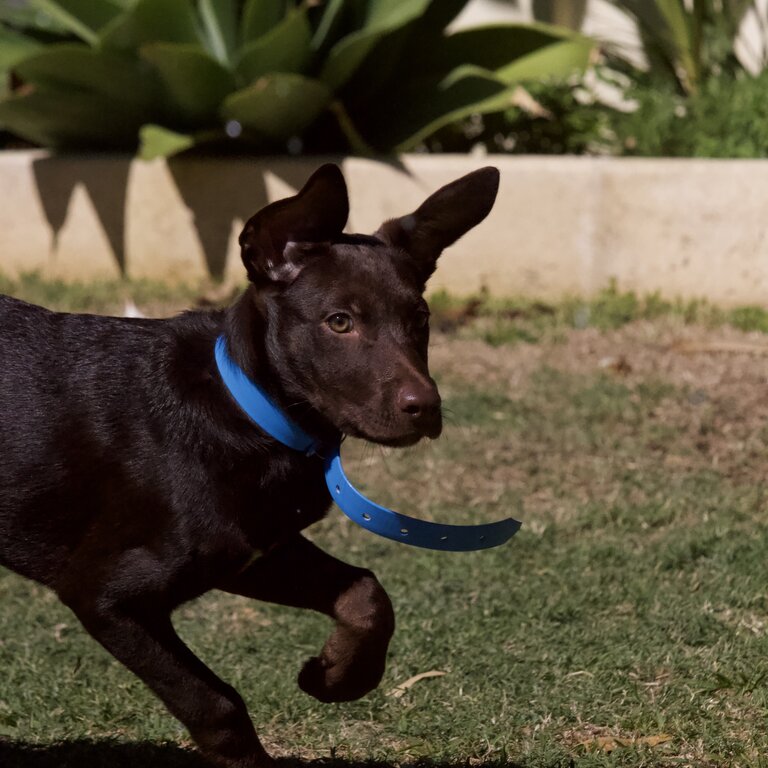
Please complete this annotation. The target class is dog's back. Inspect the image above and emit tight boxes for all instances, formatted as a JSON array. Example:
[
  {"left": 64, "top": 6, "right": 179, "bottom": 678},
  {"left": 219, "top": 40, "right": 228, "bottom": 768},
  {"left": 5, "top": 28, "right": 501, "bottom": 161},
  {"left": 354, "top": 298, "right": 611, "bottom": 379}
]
[{"left": 0, "top": 295, "right": 195, "bottom": 584}]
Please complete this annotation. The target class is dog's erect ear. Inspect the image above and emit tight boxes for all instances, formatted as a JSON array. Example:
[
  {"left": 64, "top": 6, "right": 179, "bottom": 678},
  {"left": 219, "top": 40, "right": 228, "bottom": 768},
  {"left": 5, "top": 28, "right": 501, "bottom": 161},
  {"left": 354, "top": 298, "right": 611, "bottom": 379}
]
[
  {"left": 240, "top": 164, "right": 349, "bottom": 285},
  {"left": 376, "top": 167, "right": 500, "bottom": 282}
]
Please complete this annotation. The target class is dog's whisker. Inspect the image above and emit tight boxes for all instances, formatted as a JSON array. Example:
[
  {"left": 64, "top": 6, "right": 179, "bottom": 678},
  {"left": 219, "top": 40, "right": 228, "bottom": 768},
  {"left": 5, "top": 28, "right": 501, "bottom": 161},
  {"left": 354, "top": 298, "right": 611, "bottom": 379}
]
[{"left": 284, "top": 400, "right": 312, "bottom": 411}]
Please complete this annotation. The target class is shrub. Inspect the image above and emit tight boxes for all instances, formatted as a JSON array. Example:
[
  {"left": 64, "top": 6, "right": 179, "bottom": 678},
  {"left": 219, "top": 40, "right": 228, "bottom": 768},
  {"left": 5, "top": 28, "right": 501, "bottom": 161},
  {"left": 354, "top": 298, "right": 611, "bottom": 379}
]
[
  {"left": 425, "top": 0, "right": 768, "bottom": 158},
  {"left": 610, "top": 69, "right": 768, "bottom": 157},
  {"left": 0, "top": 0, "right": 593, "bottom": 157}
]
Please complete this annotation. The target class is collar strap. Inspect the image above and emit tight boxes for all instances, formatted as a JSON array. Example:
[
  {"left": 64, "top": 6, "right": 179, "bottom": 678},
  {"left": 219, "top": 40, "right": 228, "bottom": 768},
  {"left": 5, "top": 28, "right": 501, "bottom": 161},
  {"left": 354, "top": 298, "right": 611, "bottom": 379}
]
[
  {"left": 215, "top": 337, "right": 321, "bottom": 455},
  {"left": 214, "top": 335, "right": 521, "bottom": 552},
  {"left": 324, "top": 451, "right": 521, "bottom": 551}
]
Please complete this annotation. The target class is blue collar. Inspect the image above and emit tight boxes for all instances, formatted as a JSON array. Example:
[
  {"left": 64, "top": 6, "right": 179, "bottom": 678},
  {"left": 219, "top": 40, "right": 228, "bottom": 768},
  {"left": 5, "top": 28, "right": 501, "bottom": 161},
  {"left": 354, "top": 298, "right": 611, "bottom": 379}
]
[{"left": 214, "top": 336, "right": 521, "bottom": 551}]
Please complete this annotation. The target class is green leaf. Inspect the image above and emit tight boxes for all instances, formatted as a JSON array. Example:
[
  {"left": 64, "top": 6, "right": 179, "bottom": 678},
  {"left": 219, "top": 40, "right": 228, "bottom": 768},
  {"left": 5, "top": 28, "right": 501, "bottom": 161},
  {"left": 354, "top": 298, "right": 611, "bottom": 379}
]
[
  {"left": 723, "top": 0, "right": 755, "bottom": 26},
  {"left": 0, "top": 85, "right": 142, "bottom": 147},
  {"left": 531, "top": 0, "right": 588, "bottom": 30},
  {"left": 327, "top": 100, "right": 376, "bottom": 155},
  {"left": 654, "top": 0, "right": 690, "bottom": 43},
  {"left": 0, "top": 3, "right": 69, "bottom": 33},
  {"left": 347, "top": 0, "right": 472, "bottom": 97},
  {"left": 609, "top": 0, "right": 695, "bottom": 90},
  {"left": 496, "top": 38, "right": 594, "bottom": 83},
  {"left": 241, "top": 0, "right": 286, "bottom": 44},
  {"left": 319, "top": 29, "right": 374, "bottom": 90},
  {"left": 354, "top": 22, "right": 592, "bottom": 150},
  {"left": 425, "top": 23, "right": 593, "bottom": 79},
  {"left": 28, "top": 0, "right": 125, "bottom": 45},
  {"left": 654, "top": 0, "right": 696, "bottom": 84},
  {"left": 138, "top": 123, "right": 195, "bottom": 159},
  {"left": 0, "top": 28, "right": 43, "bottom": 73},
  {"left": 362, "top": 22, "right": 591, "bottom": 153},
  {"left": 311, "top": 0, "right": 346, "bottom": 52},
  {"left": 364, "top": 0, "right": 430, "bottom": 29},
  {"left": 98, "top": 11, "right": 140, "bottom": 51},
  {"left": 320, "top": 0, "right": 431, "bottom": 90},
  {"left": 220, "top": 73, "right": 330, "bottom": 139},
  {"left": 411, "top": 0, "right": 471, "bottom": 34},
  {"left": 384, "top": 68, "right": 513, "bottom": 151},
  {"left": 132, "top": 0, "right": 203, "bottom": 45},
  {"left": 13, "top": 44, "right": 156, "bottom": 112},
  {"left": 0, "top": 29, "right": 42, "bottom": 97},
  {"left": 101, "top": 0, "right": 206, "bottom": 51},
  {"left": 235, "top": 7, "right": 311, "bottom": 83},
  {"left": 198, "top": 0, "right": 238, "bottom": 65},
  {"left": 140, "top": 43, "right": 234, "bottom": 125}
]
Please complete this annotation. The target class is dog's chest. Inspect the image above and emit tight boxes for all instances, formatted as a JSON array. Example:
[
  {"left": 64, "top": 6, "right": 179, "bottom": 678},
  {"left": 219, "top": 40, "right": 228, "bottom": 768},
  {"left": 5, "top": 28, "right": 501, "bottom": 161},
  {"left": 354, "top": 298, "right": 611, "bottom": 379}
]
[{"left": 228, "top": 451, "right": 332, "bottom": 549}]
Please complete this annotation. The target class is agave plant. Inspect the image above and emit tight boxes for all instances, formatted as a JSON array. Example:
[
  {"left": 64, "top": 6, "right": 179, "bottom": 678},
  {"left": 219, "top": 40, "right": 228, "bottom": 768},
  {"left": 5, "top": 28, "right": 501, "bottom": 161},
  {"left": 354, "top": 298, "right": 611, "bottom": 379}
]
[
  {"left": 609, "top": 0, "right": 758, "bottom": 93},
  {"left": 0, "top": 0, "right": 594, "bottom": 157},
  {"left": 531, "top": 0, "right": 761, "bottom": 94}
]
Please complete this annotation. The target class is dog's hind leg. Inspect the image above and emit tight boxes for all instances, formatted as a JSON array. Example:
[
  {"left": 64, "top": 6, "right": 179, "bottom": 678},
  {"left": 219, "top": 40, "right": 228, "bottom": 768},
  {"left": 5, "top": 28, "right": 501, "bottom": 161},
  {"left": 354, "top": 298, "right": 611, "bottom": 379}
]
[
  {"left": 218, "top": 534, "right": 395, "bottom": 703},
  {"left": 62, "top": 592, "right": 273, "bottom": 768}
]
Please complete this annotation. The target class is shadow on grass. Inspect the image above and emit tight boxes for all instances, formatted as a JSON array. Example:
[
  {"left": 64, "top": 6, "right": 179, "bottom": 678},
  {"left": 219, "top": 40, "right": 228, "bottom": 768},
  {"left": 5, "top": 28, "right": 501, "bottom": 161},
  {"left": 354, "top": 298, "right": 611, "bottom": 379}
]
[
  {"left": 0, "top": 740, "right": 207, "bottom": 768},
  {"left": 0, "top": 740, "right": 525, "bottom": 768}
]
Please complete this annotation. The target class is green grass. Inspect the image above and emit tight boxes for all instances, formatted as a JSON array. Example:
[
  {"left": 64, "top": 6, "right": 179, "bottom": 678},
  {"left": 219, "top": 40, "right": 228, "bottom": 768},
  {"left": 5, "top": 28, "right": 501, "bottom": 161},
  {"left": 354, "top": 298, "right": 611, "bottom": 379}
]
[
  {"left": 0, "top": 273, "right": 210, "bottom": 316},
  {"left": 429, "top": 282, "right": 768, "bottom": 346},
  {"left": 3, "top": 272, "right": 768, "bottom": 344},
  {"left": 2, "top": 349, "right": 767, "bottom": 767}
]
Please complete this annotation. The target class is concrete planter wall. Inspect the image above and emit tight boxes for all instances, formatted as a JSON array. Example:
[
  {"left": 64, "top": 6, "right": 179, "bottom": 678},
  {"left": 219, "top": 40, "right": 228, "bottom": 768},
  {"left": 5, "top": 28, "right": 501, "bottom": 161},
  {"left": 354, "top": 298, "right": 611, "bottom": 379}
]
[{"left": 1, "top": 151, "right": 766, "bottom": 305}]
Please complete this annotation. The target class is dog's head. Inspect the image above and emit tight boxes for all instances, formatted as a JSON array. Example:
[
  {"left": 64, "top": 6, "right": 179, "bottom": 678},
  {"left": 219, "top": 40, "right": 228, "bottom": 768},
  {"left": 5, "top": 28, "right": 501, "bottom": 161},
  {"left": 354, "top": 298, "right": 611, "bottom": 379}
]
[{"left": 236, "top": 164, "right": 499, "bottom": 447}]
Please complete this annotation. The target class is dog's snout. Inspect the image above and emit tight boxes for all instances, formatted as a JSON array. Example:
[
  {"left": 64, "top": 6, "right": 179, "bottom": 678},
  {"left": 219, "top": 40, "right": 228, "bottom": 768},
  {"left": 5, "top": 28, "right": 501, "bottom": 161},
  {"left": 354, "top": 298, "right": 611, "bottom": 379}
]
[
  {"left": 397, "top": 382, "right": 442, "bottom": 437},
  {"left": 397, "top": 383, "right": 439, "bottom": 417}
]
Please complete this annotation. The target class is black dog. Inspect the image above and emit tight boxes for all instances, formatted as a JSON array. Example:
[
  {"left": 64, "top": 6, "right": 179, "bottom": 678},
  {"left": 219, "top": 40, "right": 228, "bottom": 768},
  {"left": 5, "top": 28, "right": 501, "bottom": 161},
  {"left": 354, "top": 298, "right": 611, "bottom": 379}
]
[{"left": 0, "top": 164, "right": 499, "bottom": 767}]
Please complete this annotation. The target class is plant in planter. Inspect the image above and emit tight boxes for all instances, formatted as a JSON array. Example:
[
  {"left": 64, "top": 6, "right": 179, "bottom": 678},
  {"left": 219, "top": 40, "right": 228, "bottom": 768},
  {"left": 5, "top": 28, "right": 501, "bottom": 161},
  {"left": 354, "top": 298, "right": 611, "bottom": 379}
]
[
  {"left": 597, "top": 0, "right": 768, "bottom": 156},
  {"left": 444, "top": 0, "right": 768, "bottom": 157},
  {"left": 590, "top": 0, "right": 768, "bottom": 157},
  {"left": 0, "top": 0, "right": 594, "bottom": 157}
]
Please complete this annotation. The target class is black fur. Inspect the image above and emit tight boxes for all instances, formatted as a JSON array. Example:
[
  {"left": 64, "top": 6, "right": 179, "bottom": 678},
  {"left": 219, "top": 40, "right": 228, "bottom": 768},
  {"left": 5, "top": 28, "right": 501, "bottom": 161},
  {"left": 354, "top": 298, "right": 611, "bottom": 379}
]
[{"left": 0, "top": 164, "right": 499, "bottom": 767}]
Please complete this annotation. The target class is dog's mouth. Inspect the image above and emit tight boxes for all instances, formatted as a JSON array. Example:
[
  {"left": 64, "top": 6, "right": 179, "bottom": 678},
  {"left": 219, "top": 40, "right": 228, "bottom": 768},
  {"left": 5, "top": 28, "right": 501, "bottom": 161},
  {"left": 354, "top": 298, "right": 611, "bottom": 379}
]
[
  {"left": 372, "top": 432, "right": 427, "bottom": 448},
  {"left": 342, "top": 415, "right": 443, "bottom": 448},
  {"left": 309, "top": 389, "right": 442, "bottom": 448}
]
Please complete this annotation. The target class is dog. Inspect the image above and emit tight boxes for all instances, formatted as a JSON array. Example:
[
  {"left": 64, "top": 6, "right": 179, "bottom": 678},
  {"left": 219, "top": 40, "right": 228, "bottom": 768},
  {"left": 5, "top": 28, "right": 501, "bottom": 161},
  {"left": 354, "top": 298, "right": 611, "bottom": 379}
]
[{"left": 0, "top": 163, "right": 499, "bottom": 767}]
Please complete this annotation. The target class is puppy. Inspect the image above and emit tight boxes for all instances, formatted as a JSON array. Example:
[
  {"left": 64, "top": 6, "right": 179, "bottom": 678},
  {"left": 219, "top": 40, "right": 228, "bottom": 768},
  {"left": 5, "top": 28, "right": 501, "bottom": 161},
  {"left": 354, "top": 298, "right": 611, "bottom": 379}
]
[{"left": 0, "top": 164, "right": 499, "bottom": 767}]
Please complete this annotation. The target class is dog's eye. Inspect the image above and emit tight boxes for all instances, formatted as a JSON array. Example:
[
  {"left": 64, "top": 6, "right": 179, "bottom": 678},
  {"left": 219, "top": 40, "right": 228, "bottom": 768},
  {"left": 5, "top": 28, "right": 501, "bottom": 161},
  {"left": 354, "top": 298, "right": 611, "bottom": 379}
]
[
  {"left": 415, "top": 309, "right": 430, "bottom": 329},
  {"left": 326, "top": 313, "right": 353, "bottom": 333}
]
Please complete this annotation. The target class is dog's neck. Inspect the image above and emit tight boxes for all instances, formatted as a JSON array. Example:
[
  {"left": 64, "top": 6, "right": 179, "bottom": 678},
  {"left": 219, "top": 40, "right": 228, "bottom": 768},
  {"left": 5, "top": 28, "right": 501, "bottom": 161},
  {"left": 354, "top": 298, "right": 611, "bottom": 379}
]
[
  {"left": 223, "top": 288, "right": 341, "bottom": 445},
  {"left": 223, "top": 289, "right": 269, "bottom": 382}
]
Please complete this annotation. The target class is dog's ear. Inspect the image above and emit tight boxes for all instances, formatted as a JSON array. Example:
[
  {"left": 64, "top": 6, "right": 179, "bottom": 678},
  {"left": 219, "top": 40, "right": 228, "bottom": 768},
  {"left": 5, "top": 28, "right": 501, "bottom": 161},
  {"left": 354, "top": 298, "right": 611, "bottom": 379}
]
[
  {"left": 240, "top": 164, "right": 349, "bottom": 285},
  {"left": 376, "top": 167, "right": 500, "bottom": 282}
]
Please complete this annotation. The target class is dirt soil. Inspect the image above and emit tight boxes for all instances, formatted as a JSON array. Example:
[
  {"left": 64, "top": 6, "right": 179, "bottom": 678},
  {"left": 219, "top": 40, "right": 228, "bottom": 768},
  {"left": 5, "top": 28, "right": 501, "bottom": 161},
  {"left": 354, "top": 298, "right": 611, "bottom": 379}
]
[
  {"left": 430, "top": 318, "right": 768, "bottom": 483},
  {"left": 432, "top": 319, "right": 768, "bottom": 399}
]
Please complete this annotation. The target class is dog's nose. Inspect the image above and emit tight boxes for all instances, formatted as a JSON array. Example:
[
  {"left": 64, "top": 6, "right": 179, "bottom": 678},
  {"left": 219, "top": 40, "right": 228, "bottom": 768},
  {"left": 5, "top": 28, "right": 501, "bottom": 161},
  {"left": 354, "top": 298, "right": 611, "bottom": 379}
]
[{"left": 397, "top": 382, "right": 442, "bottom": 436}]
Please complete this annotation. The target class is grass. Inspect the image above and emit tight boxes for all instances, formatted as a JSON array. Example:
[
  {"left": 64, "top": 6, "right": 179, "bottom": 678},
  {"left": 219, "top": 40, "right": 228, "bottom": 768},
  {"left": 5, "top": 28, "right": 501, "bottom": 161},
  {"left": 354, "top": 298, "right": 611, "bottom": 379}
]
[
  {"left": 2, "top": 272, "right": 768, "bottom": 343},
  {"left": 1, "top": 278, "right": 768, "bottom": 766},
  {"left": 0, "top": 273, "right": 209, "bottom": 317},
  {"left": 428, "top": 282, "right": 768, "bottom": 346},
  {"left": 2, "top": 313, "right": 768, "bottom": 768}
]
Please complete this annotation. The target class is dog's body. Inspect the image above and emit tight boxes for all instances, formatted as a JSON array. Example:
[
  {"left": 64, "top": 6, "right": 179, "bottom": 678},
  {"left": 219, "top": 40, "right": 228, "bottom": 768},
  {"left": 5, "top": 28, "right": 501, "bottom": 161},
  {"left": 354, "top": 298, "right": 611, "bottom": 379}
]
[{"left": 0, "top": 165, "right": 499, "bottom": 767}]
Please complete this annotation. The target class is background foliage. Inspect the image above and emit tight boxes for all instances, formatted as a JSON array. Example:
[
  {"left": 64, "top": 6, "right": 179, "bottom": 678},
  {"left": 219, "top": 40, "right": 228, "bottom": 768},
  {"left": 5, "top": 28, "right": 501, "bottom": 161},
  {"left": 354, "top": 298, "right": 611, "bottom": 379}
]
[
  {"left": 3, "top": 0, "right": 768, "bottom": 157},
  {"left": 429, "top": 0, "right": 768, "bottom": 158},
  {"left": 0, "top": 0, "right": 593, "bottom": 157}
]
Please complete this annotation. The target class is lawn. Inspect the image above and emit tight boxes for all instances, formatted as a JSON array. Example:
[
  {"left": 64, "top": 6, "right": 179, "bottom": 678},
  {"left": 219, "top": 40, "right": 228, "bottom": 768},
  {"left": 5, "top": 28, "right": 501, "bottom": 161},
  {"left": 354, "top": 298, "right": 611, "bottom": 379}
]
[{"left": 1, "top": 280, "right": 767, "bottom": 768}]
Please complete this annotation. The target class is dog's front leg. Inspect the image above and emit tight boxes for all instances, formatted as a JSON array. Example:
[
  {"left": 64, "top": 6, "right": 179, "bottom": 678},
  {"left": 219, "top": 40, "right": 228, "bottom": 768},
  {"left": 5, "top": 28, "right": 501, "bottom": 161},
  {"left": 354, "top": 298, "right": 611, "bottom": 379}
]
[
  {"left": 62, "top": 590, "right": 272, "bottom": 768},
  {"left": 219, "top": 534, "right": 395, "bottom": 703}
]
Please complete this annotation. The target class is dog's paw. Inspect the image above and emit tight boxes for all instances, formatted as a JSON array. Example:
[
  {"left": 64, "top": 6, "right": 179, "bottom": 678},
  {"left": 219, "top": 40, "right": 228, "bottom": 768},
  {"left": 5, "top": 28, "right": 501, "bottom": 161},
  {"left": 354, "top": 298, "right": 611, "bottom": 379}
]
[
  {"left": 297, "top": 654, "right": 383, "bottom": 703},
  {"left": 298, "top": 655, "right": 353, "bottom": 703}
]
